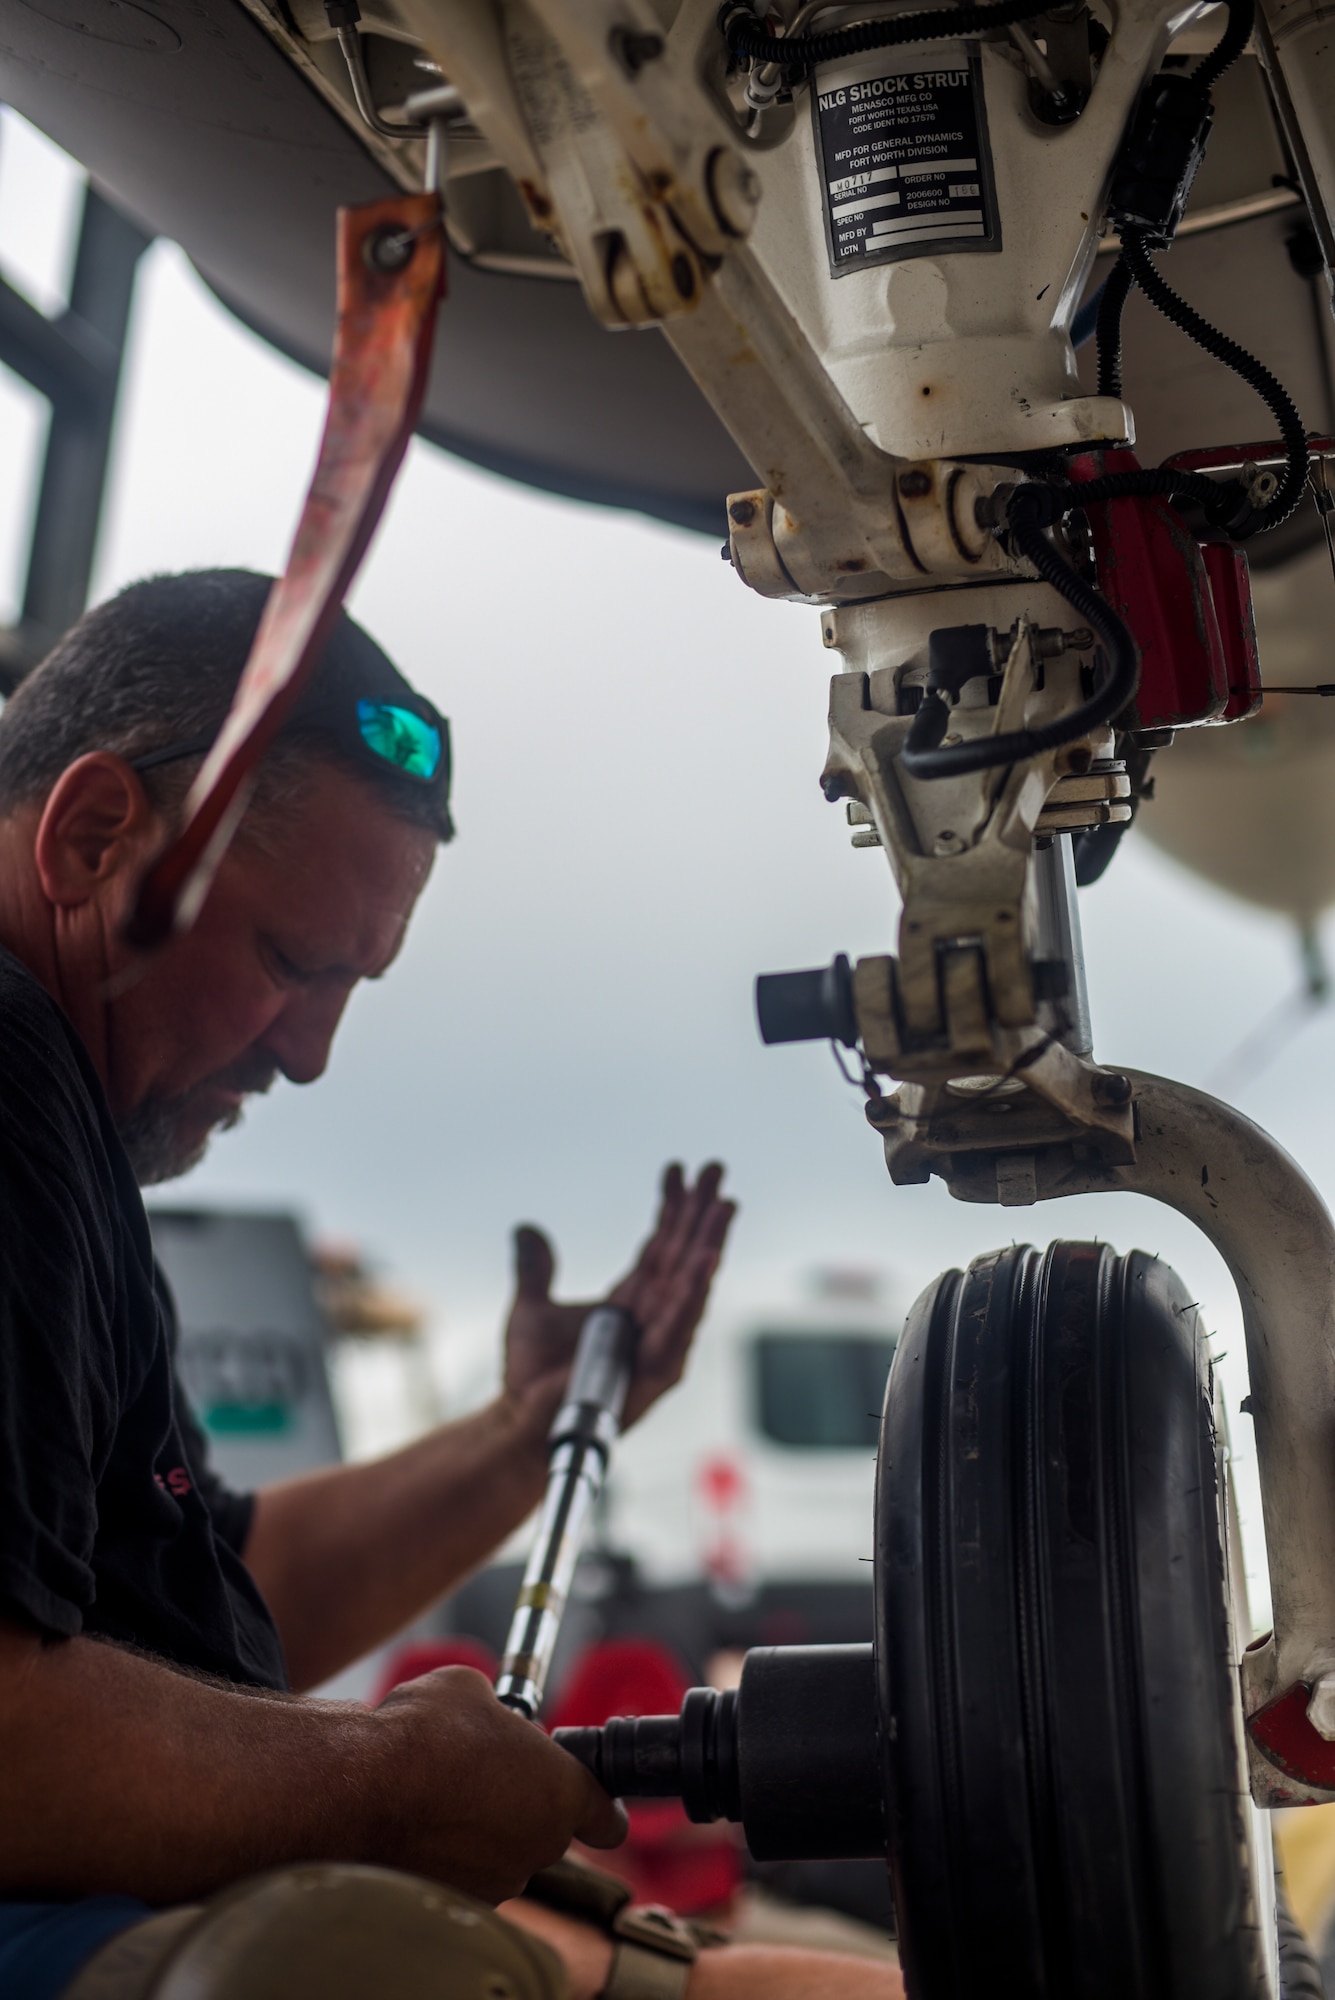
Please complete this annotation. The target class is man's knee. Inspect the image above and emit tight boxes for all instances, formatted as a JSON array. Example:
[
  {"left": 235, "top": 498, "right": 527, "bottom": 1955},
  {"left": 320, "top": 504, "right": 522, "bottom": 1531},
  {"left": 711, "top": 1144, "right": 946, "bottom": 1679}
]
[{"left": 64, "top": 1865, "right": 564, "bottom": 2000}]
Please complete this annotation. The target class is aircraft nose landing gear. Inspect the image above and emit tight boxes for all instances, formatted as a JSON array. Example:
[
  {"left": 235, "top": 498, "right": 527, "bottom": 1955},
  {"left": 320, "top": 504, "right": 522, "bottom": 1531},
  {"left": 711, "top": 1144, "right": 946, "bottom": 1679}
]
[{"left": 558, "top": 1240, "right": 1305, "bottom": 1999}]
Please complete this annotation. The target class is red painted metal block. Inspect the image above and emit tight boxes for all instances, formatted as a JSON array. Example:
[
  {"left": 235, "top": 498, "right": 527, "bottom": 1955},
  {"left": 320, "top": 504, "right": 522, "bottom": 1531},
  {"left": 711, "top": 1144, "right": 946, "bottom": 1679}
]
[
  {"left": 1068, "top": 447, "right": 1228, "bottom": 732},
  {"left": 1248, "top": 1680, "right": 1335, "bottom": 1796}
]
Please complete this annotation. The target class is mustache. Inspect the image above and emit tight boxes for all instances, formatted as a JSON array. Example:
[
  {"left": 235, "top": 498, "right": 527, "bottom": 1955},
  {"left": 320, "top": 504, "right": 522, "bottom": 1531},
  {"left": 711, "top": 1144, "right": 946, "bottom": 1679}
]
[
  {"left": 117, "top": 1057, "right": 282, "bottom": 1186},
  {"left": 200, "top": 1055, "right": 282, "bottom": 1100}
]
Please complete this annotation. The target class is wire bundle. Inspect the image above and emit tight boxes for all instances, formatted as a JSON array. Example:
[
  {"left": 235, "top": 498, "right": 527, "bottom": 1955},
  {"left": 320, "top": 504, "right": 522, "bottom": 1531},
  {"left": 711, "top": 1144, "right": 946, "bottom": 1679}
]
[{"left": 721, "top": 0, "right": 1052, "bottom": 70}]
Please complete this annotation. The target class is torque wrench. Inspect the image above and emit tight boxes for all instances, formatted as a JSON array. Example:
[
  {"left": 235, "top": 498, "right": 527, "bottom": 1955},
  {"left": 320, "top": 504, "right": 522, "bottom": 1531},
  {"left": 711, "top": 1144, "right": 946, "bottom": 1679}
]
[{"left": 495, "top": 1305, "right": 639, "bottom": 1719}]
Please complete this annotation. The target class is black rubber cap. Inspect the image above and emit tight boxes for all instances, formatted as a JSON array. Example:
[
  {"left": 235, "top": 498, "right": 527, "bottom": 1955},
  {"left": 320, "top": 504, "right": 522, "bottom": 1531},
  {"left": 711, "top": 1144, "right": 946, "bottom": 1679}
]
[{"left": 755, "top": 954, "right": 857, "bottom": 1048}]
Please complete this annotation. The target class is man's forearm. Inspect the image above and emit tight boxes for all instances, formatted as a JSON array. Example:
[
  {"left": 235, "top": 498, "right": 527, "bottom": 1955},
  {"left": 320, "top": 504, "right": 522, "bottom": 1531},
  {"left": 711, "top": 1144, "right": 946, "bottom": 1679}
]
[
  {"left": 0, "top": 1616, "right": 625, "bottom": 1906},
  {"left": 244, "top": 1395, "right": 548, "bottom": 1690},
  {"left": 0, "top": 1621, "right": 383, "bottom": 1903}
]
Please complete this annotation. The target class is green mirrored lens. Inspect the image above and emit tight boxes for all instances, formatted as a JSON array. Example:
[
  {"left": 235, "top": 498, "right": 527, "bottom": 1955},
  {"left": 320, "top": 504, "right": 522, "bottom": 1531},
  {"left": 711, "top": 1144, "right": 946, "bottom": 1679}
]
[{"left": 356, "top": 700, "right": 442, "bottom": 780}]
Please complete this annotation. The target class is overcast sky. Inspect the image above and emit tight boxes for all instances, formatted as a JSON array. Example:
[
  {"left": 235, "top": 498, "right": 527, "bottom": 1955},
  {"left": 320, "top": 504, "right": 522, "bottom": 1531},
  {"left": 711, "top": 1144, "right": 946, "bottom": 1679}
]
[{"left": 5, "top": 106, "right": 1335, "bottom": 1612}]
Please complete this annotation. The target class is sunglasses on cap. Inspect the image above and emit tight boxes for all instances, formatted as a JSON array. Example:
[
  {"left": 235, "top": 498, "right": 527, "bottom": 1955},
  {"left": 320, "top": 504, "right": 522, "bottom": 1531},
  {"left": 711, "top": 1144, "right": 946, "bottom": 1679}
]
[{"left": 129, "top": 694, "right": 451, "bottom": 797}]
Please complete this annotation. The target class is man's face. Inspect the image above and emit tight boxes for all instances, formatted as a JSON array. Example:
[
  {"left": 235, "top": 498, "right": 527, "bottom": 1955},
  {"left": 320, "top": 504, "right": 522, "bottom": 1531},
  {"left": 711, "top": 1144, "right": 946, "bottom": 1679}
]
[{"left": 106, "top": 761, "right": 436, "bottom": 1183}]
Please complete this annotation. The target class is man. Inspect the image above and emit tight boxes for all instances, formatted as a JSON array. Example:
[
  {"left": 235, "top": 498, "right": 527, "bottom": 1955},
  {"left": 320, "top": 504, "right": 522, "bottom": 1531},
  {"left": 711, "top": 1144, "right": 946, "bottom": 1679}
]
[{"left": 0, "top": 573, "right": 902, "bottom": 1999}]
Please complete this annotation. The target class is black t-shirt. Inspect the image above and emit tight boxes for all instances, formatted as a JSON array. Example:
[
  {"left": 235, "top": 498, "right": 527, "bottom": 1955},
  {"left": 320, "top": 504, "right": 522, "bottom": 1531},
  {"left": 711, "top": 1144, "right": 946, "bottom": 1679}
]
[{"left": 0, "top": 947, "right": 288, "bottom": 1690}]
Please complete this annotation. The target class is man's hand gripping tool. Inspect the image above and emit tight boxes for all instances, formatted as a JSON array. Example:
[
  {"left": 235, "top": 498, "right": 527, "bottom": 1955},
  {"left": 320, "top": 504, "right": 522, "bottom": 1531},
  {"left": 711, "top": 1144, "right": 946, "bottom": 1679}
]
[{"left": 495, "top": 1307, "right": 639, "bottom": 1721}]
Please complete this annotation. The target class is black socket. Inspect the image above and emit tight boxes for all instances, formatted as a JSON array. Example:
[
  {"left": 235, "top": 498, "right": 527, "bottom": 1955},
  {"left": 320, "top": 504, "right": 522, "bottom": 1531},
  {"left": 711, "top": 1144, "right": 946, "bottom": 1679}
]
[
  {"left": 554, "top": 1643, "right": 885, "bottom": 1863},
  {"left": 755, "top": 955, "right": 857, "bottom": 1049}
]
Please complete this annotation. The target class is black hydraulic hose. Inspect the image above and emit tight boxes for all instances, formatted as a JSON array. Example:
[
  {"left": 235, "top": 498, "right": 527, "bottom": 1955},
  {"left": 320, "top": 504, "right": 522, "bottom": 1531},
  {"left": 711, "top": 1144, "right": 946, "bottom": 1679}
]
[
  {"left": 898, "top": 492, "right": 1140, "bottom": 780},
  {"left": 1095, "top": 253, "right": 1133, "bottom": 399},
  {"left": 720, "top": 0, "right": 1051, "bottom": 71},
  {"left": 1191, "top": 0, "right": 1255, "bottom": 95},
  {"left": 1120, "top": 228, "right": 1310, "bottom": 530}
]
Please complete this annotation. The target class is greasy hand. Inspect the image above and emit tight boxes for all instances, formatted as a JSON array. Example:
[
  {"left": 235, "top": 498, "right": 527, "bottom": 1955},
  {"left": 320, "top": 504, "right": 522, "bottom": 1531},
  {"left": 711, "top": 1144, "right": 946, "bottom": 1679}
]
[
  {"left": 503, "top": 1163, "right": 736, "bottom": 1444},
  {"left": 372, "top": 1666, "right": 626, "bottom": 1903}
]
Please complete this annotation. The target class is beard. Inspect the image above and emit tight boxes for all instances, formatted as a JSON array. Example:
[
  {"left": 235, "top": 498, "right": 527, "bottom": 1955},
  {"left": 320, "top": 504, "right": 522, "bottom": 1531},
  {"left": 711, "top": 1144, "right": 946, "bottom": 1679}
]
[{"left": 116, "top": 1056, "right": 279, "bottom": 1186}]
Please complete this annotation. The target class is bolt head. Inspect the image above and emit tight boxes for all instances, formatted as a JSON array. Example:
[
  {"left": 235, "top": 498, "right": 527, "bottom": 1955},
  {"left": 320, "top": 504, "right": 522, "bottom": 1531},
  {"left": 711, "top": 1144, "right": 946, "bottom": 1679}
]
[
  {"left": 1091, "top": 1071, "right": 1133, "bottom": 1107},
  {"left": 364, "top": 226, "right": 414, "bottom": 273},
  {"left": 865, "top": 1096, "right": 901, "bottom": 1128},
  {"left": 609, "top": 25, "right": 664, "bottom": 72},
  {"left": 707, "top": 147, "right": 761, "bottom": 238}
]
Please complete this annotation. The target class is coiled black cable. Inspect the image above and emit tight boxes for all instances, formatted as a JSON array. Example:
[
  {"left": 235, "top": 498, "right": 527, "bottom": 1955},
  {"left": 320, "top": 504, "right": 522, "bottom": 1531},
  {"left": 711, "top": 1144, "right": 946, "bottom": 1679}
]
[
  {"left": 720, "top": 0, "right": 1049, "bottom": 72},
  {"left": 1120, "top": 227, "right": 1309, "bottom": 529},
  {"left": 1191, "top": 0, "right": 1255, "bottom": 95},
  {"left": 720, "top": 0, "right": 1251, "bottom": 78},
  {"left": 1094, "top": 253, "right": 1134, "bottom": 399},
  {"left": 720, "top": 0, "right": 1252, "bottom": 82},
  {"left": 1091, "top": 0, "right": 1306, "bottom": 529},
  {"left": 899, "top": 490, "right": 1140, "bottom": 779},
  {"left": 1058, "top": 464, "right": 1248, "bottom": 523}
]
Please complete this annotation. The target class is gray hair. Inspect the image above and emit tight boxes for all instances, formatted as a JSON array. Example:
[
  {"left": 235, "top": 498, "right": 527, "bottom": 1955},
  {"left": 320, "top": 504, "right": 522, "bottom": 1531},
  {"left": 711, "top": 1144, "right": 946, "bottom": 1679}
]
[{"left": 0, "top": 570, "right": 453, "bottom": 843}]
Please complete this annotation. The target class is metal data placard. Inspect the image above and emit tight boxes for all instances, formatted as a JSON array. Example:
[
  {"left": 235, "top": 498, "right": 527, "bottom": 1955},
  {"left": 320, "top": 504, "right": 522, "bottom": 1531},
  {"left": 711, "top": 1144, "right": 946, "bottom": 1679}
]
[{"left": 812, "top": 46, "right": 1002, "bottom": 275}]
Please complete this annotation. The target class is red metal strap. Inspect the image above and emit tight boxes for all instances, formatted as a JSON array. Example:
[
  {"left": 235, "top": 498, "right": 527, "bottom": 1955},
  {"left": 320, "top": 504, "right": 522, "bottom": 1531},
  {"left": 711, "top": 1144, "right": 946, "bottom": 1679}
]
[
  {"left": 1248, "top": 1680, "right": 1335, "bottom": 1794},
  {"left": 127, "top": 192, "right": 445, "bottom": 948}
]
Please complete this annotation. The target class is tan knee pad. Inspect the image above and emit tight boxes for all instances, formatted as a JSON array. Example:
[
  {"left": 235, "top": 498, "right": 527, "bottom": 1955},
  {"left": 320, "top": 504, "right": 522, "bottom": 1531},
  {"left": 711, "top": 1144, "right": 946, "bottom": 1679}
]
[{"left": 64, "top": 1865, "right": 565, "bottom": 2000}]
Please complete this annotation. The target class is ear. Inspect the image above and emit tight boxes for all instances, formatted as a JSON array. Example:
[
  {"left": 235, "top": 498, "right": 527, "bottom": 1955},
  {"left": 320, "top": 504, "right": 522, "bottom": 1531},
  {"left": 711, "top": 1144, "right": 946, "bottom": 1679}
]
[{"left": 34, "top": 755, "right": 164, "bottom": 910}]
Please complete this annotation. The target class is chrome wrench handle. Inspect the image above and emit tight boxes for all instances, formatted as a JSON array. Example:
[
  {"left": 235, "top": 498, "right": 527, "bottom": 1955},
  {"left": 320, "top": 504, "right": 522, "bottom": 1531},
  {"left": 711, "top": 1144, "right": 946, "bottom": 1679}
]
[{"left": 495, "top": 1305, "right": 639, "bottom": 1719}]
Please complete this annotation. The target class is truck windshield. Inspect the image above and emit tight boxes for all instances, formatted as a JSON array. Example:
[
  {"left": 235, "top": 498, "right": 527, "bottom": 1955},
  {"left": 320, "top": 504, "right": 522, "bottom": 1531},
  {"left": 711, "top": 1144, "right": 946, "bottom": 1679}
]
[{"left": 753, "top": 1331, "right": 898, "bottom": 1449}]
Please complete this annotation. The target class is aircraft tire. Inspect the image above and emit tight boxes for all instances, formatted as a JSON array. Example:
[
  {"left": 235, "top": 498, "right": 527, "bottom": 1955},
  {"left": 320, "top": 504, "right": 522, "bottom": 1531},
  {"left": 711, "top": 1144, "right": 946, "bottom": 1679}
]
[
  {"left": 1278, "top": 1885, "right": 1327, "bottom": 1999},
  {"left": 875, "top": 1240, "right": 1277, "bottom": 2000}
]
